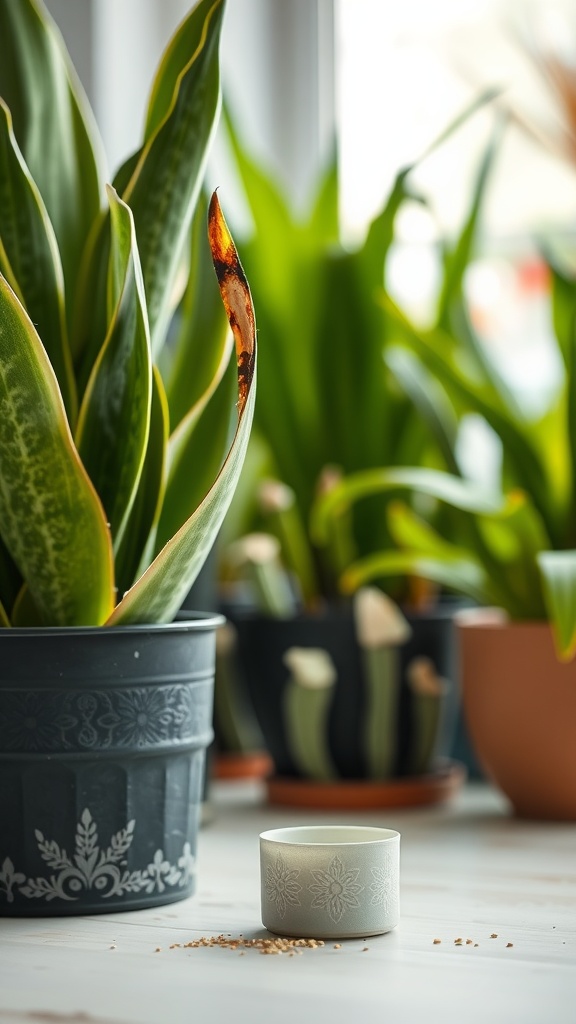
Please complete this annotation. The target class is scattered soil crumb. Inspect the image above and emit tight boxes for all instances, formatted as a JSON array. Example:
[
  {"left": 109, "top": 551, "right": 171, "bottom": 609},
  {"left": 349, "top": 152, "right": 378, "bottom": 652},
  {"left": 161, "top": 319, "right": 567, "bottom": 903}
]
[
  {"left": 333, "top": 944, "right": 342, "bottom": 950},
  {"left": 490, "top": 933, "right": 498, "bottom": 939},
  {"left": 154, "top": 948, "right": 161, "bottom": 953},
  {"left": 362, "top": 947, "right": 369, "bottom": 952},
  {"left": 167, "top": 934, "right": 326, "bottom": 955},
  {"left": 109, "top": 945, "right": 116, "bottom": 950},
  {"left": 474, "top": 944, "right": 479, "bottom": 948},
  {"left": 466, "top": 939, "right": 473, "bottom": 945},
  {"left": 506, "top": 943, "right": 514, "bottom": 948},
  {"left": 433, "top": 939, "right": 442, "bottom": 945}
]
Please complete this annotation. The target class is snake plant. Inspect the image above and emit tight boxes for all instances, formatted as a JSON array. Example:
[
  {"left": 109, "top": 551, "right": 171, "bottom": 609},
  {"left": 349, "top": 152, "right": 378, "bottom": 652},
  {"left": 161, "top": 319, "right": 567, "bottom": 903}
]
[
  {"left": 219, "top": 95, "right": 501, "bottom": 618},
  {"left": 0, "top": 0, "right": 256, "bottom": 628},
  {"left": 219, "top": 98, "right": 503, "bottom": 614},
  {"left": 311, "top": 139, "right": 576, "bottom": 660}
]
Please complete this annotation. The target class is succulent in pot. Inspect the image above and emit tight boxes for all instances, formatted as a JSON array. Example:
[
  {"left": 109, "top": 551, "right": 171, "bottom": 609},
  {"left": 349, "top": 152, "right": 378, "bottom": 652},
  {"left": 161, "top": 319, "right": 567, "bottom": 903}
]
[{"left": 0, "top": 0, "right": 258, "bottom": 913}]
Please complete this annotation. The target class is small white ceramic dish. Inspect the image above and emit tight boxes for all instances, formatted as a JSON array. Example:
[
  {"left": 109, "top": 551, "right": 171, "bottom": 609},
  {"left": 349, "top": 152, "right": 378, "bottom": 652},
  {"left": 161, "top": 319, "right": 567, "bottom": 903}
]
[{"left": 260, "top": 824, "right": 400, "bottom": 939}]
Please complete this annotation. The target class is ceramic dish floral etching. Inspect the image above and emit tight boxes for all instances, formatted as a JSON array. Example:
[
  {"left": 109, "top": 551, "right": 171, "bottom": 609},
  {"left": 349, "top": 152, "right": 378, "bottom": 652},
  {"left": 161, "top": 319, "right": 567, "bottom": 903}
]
[{"left": 259, "top": 825, "right": 400, "bottom": 939}]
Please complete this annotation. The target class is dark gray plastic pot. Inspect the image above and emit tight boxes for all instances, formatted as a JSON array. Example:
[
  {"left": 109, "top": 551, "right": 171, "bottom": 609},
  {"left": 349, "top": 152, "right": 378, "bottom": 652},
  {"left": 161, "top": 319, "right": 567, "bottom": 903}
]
[{"left": 0, "top": 613, "right": 222, "bottom": 917}]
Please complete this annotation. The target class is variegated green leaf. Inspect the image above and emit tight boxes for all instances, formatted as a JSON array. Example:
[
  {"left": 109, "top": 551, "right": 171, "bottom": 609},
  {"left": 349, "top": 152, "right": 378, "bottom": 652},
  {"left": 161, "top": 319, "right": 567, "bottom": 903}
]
[
  {"left": 537, "top": 551, "right": 576, "bottom": 661},
  {"left": 76, "top": 187, "right": 152, "bottom": 552},
  {"left": 123, "top": 0, "right": 225, "bottom": 355},
  {"left": 75, "top": 0, "right": 225, "bottom": 384},
  {"left": 0, "top": 275, "right": 114, "bottom": 624},
  {"left": 0, "top": 0, "right": 105, "bottom": 327},
  {"left": 106, "top": 192, "right": 255, "bottom": 624},
  {"left": 0, "top": 99, "right": 76, "bottom": 421}
]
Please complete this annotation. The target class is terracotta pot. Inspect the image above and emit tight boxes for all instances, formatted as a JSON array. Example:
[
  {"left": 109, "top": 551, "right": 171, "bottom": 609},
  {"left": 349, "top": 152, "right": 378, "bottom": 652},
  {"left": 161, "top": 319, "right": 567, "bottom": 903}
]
[{"left": 457, "top": 609, "right": 576, "bottom": 820}]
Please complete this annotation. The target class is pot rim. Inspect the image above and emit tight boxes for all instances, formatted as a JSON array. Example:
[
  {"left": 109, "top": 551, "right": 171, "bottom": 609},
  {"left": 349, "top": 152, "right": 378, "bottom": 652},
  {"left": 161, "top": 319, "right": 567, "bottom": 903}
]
[
  {"left": 0, "top": 610, "right": 225, "bottom": 638},
  {"left": 454, "top": 607, "right": 551, "bottom": 632}
]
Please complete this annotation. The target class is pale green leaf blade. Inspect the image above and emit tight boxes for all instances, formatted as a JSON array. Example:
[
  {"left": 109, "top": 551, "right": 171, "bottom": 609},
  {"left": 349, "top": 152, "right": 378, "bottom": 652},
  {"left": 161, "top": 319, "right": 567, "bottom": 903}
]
[
  {"left": 76, "top": 187, "right": 152, "bottom": 552},
  {"left": 537, "top": 551, "right": 576, "bottom": 661},
  {"left": 341, "top": 549, "right": 490, "bottom": 605},
  {"left": 382, "top": 294, "right": 558, "bottom": 540},
  {"left": 115, "top": 365, "right": 170, "bottom": 598},
  {"left": 155, "top": 337, "right": 236, "bottom": 553},
  {"left": 123, "top": 0, "right": 225, "bottom": 355},
  {"left": 106, "top": 192, "right": 256, "bottom": 625},
  {"left": 0, "top": 99, "right": 76, "bottom": 421},
  {"left": 311, "top": 465, "right": 507, "bottom": 547},
  {"left": 0, "top": 0, "right": 105, "bottom": 325},
  {"left": 386, "top": 345, "right": 459, "bottom": 474},
  {"left": 0, "top": 275, "right": 114, "bottom": 625}
]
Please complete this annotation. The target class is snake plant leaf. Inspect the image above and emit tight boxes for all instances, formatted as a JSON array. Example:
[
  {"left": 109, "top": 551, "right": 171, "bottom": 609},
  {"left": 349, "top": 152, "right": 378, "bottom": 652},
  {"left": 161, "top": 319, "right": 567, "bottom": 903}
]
[
  {"left": 76, "top": 187, "right": 152, "bottom": 553},
  {"left": 0, "top": 99, "right": 76, "bottom": 422},
  {"left": 311, "top": 465, "right": 508, "bottom": 547},
  {"left": 382, "top": 294, "right": 561, "bottom": 539},
  {"left": 106, "top": 192, "right": 256, "bottom": 625},
  {"left": 163, "top": 189, "right": 229, "bottom": 429},
  {"left": 537, "top": 551, "right": 576, "bottom": 660},
  {"left": 545, "top": 253, "right": 576, "bottom": 516},
  {"left": 0, "top": 534, "right": 21, "bottom": 616},
  {"left": 155, "top": 336, "right": 236, "bottom": 554},
  {"left": 123, "top": 0, "right": 225, "bottom": 356},
  {"left": 341, "top": 548, "right": 490, "bottom": 605},
  {"left": 540, "top": 250, "right": 574, "bottom": 371},
  {"left": 386, "top": 499, "right": 525, "bottom": 613},
  {"left": 436, "top": 124, "right": 523, "bottom": 422},
  {"left": 386, "top": 346, "right": 460, "bottom": 475},
  {"left": 114, "top": 366, "right": 169, "bottom": 598},
  {"left": 76, "top": 0, "right": 225, "bottom": 385},
  {"left": 0, "top": 599, "right": 9, "bottom": 627},
  {"left": 10, "top": 583, "right": 43, "bottom": 627},
  {"left": 0, "top": 0, "right": 105, "bottom": 328},
  {"left": 0, "top": 276, "right": 114, "bottom": 625},
  {"left": 306, "top": 143, "right": 339, "bottom": 245}
]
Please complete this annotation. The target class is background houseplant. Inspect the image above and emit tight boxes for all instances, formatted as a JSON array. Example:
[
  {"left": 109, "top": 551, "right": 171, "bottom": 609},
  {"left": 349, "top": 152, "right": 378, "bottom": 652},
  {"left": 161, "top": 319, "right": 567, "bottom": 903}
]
[
  {"left": 0, "top": 0, "right": 257, "bottom": 913},
  {"left": 212, "top": 104, "right": 496, "bottom": 806},
  {"left": 311, "top": 141, "right": 576, "bottom": 818}
]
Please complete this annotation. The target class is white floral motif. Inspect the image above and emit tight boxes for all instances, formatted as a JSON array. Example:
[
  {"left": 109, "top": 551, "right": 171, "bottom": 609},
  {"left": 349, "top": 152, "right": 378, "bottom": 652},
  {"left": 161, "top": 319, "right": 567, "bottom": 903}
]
[
  {"left": 0, "top": 858, "right": 26, "bottom": 903},
  {"left": 0, "top": 809, "right": 195, "bottom": 903},
  {"left": 370, "top": 857, "right": 398, "bottom": 911},
  {"left": 308, "top": 856, "right": 364, "bottom": 923},
  {"left": 266, "top": 854, "right": 302, "bottom": 918}
]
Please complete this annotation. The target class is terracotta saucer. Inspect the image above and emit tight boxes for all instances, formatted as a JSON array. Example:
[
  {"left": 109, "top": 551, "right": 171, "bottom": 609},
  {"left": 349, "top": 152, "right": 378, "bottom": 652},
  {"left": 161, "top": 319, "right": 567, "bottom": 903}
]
[
  {"left": 212, "top": 750, "right": 273, "bottom": 782},
  {"left": 265, "top": 760, "right": 466, "bottom": 810}
]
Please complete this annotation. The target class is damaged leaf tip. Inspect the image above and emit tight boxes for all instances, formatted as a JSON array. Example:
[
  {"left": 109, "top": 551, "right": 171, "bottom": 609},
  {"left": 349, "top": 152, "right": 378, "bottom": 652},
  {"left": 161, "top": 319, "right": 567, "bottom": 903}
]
[{"left": 208, "top": 190, "right": 256, "bottom": 412}]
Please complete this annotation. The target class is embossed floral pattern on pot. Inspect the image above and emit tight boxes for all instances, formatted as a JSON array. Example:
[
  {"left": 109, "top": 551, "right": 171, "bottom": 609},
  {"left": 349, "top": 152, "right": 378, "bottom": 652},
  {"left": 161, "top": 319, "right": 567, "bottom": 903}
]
[
  {"left": 0, "top": 809, "right": 195, "bottom": 904},
  {"left": 0, "top": 682, "right": 213, "bottom": 753},
  {"left": 308, "top": 855, "right": 364, "bottom": 923},
  {"left": 370, "top": 855, "right": 398, "bottom": 911},
  {"left": 265, "top": 854, "right": 302, "bottom": 918}
]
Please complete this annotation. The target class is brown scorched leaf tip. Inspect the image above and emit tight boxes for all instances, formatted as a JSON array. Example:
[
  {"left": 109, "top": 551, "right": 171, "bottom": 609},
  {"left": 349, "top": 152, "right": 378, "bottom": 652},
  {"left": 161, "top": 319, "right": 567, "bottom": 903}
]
[{"left": 208, "top": 191, "right": 256, "bottom": 413}]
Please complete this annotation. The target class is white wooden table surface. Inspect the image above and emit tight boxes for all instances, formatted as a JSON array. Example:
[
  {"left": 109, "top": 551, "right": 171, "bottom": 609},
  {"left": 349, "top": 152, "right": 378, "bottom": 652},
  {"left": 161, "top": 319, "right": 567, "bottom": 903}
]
[{"left": 0, "top": 780, "right": 574, "bottom": 1024}]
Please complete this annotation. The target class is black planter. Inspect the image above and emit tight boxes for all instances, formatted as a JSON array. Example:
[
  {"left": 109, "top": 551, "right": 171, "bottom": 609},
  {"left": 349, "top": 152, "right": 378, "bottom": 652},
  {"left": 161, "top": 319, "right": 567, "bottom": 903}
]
[
  {"left": 231, "top": 602, "right": 459, "bottom": 780},
  {"left": 0, "top": 613, "right": 222, "bottom": 916}
]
